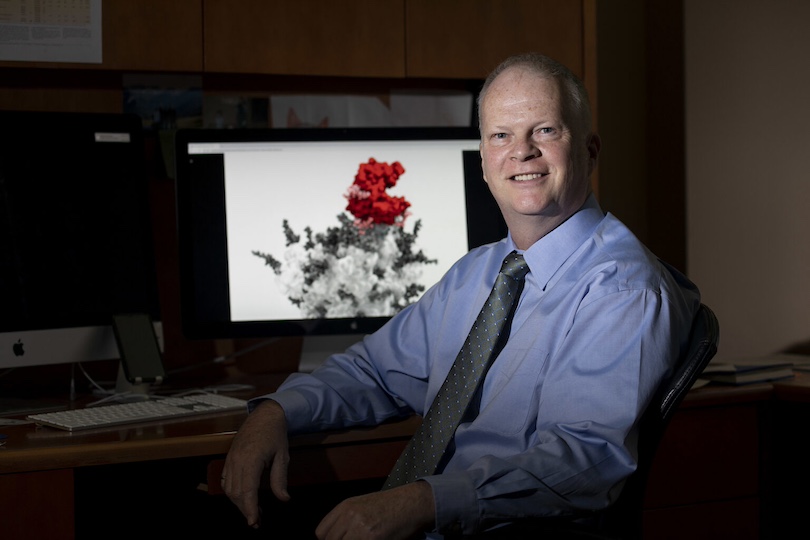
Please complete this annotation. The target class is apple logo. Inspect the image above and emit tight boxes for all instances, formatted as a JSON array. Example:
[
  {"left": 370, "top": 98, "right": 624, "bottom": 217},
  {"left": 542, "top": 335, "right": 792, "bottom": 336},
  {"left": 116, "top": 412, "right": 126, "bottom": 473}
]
[{"left": 13, "top": 339, "right": 24, "bottom": 357}]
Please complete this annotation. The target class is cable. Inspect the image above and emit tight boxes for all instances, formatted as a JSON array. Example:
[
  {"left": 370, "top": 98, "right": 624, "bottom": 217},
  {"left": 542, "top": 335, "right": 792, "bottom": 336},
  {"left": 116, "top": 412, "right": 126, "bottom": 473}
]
[{"left": 77, "top": 362, "right": 112, "bottom": 395}]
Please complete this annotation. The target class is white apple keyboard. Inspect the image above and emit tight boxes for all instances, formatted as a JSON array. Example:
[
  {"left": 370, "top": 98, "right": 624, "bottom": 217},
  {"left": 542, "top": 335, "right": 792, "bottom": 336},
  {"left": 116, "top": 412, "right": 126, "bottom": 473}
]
[{"left": 27, "top": 393, "right": 248, "bottom": 432}]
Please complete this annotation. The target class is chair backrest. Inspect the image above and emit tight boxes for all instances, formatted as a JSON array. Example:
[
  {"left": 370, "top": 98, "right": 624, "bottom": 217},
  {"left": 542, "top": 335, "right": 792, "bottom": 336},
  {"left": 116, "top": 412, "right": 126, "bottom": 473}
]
[{"left": 599, "top": 303, "right": 720, "bottom": 539}]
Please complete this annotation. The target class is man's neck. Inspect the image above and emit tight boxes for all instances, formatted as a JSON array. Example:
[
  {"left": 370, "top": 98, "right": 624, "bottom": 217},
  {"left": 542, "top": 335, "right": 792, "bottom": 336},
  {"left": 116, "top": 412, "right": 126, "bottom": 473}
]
[
  {"left": 509, "top": 221, "right": 562, "bottom": 251},
  {"left": 506, "top": 193, "right": 593, "bottom": 250}
]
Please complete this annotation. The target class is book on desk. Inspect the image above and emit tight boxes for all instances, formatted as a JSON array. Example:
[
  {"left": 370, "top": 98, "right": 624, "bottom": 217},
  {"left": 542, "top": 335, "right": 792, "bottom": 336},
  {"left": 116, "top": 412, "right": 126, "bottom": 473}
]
[{"left": 700, "top": 353, "right": 808, "bottom": 385}]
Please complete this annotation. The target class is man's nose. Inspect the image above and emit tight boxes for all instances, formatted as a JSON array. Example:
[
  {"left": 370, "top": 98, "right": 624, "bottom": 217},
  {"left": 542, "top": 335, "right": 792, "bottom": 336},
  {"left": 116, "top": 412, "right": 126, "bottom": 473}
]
[{"left": 511, "top": 138, "right": 540, "bottom": 161}]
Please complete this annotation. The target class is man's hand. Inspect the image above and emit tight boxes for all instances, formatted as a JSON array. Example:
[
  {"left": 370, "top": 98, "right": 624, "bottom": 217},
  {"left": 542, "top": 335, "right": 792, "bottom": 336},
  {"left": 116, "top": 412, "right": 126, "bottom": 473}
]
[
  {"left": 315, "top": 481, "right": 435, "bottom": 540},
  {"left": 221, "top": 399, "right": 290, "bottom": 528}
]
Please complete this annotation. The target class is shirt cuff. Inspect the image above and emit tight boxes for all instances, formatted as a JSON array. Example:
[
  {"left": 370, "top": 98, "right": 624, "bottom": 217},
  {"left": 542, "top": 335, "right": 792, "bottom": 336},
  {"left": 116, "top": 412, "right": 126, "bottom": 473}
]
[
  {"left": 423, "top": 470, "right": 480, "bottom": 535},
  {"left": 247, "top": 389, "right": 313, "bottom": 433}
]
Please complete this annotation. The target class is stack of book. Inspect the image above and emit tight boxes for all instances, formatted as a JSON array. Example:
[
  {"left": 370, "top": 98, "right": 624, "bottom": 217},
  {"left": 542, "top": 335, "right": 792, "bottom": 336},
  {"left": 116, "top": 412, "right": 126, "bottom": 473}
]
[{"left": 700, "top": 353, "right": 805, "bottom": 385}]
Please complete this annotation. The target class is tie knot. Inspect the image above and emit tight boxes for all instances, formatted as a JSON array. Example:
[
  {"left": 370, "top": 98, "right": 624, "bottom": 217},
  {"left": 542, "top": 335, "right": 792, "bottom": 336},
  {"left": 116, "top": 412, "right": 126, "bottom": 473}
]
[{"left": 500, "top": 251, "right": 529, "bottom": 280}]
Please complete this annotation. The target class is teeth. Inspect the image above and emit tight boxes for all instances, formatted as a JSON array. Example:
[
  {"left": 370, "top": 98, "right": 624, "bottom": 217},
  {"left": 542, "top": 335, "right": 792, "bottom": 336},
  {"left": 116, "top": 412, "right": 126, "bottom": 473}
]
[{"left": 513, "top": 173, "right": 544, "bottom": 181}]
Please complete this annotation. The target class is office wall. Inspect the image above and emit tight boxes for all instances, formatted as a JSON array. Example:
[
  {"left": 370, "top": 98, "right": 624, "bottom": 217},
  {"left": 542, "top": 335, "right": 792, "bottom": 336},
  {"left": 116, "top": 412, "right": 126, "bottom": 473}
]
[{"left": 685, "top": 0, "right": 810, "bottom": 360}]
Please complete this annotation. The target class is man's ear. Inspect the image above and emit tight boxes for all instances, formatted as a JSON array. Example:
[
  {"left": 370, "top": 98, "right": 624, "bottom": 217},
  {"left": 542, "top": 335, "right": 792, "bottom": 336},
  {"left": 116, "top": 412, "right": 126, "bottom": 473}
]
[{"left": 586, "top": 133, "right": 601, "bottom": 175}]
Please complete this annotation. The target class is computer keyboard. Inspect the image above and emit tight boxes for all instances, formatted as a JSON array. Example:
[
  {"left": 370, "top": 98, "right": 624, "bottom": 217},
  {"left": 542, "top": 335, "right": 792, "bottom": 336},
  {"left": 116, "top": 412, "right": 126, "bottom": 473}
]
[{"left": 27, "top": 393, "right": 249, "bottom": 432}]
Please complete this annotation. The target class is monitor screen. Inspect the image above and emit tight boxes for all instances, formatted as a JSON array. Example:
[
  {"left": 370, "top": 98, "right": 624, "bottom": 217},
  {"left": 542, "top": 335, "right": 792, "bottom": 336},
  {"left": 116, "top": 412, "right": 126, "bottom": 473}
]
[
  {"left": 0, "top": 110, "right": 161, "bottom": 371},
  {"left": 175, "top": 127, "right": 506, "bottom": 340}
]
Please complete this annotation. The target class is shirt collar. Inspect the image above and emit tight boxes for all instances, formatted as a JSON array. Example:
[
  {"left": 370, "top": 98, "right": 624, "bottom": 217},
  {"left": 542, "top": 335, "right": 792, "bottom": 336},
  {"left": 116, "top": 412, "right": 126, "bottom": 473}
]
[{"left": 506, "top": 193, "right": 605, "bottom": 289}]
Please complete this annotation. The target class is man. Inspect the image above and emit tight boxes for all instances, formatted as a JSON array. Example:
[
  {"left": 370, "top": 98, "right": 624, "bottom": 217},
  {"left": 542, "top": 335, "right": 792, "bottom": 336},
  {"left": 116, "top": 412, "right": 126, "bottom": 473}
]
[{"left": 221, "top": 53, "right": 700, "bottom": 539}]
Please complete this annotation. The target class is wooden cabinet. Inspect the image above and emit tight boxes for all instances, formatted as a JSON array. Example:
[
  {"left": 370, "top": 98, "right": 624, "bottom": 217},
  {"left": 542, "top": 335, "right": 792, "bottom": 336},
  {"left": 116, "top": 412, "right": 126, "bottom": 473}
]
[
  {"left": 0, "top": 470, "right": 75, "bottom": 540},
  {"left": 203, "top": 0, "right": 405, "bottom": 77},
  {"left": 642, "top": 386, "right": 771, "bottom": 540},
  {"left": 769, "top": 380, "right": 810, "bottom": 538},
  {"left": 101, "top": 0, "right": 202, "bottom": 71},
  {"left": 0, "top": 0, "right": 203, "bottom": 72},
  {"left": 405, "top": 0, "right": 586, "bottom": 79},
  {"left": 0, "top": 1, "right": 595, "bottom": 83},
  {"left": 202, "top": 0, "right": 594, "bottom": 82}
]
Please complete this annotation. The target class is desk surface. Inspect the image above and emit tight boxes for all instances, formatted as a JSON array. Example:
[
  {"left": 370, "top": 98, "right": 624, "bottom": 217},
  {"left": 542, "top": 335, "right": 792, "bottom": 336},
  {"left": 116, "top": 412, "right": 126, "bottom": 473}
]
[
  {"left": 2, "top": 371, "right": 806, "bottom": 478},
  {"left": 682, "top": 380, "right": 774, "bottom": 407},
  {"left": 769, "top": 370, "right": 810, "bottom": 402},
  {"left": 0, "top": 372, "right": 420, "bottom": 477}
]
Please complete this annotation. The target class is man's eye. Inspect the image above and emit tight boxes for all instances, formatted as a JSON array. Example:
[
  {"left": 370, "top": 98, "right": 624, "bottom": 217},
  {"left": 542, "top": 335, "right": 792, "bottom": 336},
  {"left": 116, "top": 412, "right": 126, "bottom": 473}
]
[
  {"left": 537, "top": 127, "right": 554, "bottom": 135},
  {"left": 493, "top": 133, "right": 507, "bottom": 140}
]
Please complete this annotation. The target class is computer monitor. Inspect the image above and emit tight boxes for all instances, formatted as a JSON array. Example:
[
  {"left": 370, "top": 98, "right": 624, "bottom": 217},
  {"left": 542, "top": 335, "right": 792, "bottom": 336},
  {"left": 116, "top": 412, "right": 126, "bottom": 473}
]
[
  {"left": 174, "top": 127, "right": 506, "bottom": 353},
  {"left": 0, "top": 110, "right": 162, "bottom": 375}
]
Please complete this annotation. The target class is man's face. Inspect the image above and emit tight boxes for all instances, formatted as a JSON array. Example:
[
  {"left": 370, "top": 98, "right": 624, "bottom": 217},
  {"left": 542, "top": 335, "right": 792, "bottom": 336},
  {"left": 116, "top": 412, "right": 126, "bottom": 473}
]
[{"left": 479, "top": 67, "right": 597, "bottom": 241}]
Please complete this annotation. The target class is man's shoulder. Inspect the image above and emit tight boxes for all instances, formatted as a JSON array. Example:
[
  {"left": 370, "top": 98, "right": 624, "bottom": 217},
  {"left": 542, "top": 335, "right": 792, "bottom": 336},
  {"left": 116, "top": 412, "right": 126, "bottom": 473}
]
[
  {"left": 587, "top": 214, "right": 684, "bottom": 292},
  {"left": 594, "top": 213, "right": 653, "bottom": 261}
]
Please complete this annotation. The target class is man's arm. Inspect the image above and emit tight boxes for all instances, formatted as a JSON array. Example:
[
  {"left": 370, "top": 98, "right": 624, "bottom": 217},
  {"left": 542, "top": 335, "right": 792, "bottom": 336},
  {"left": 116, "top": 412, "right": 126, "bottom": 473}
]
[
  {"left": 221, "top": 399, "right": 290, "bottom": 528},
  {"left": 221, "top": 396, "right": 437, "bottom": 538}
]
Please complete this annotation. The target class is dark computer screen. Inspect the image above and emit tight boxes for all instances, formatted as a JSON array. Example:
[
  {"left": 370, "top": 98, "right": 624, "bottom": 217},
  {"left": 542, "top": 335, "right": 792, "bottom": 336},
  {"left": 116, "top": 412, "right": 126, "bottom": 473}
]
[{"left": 0, "top": 110, "right": 161, "bottom": 370}]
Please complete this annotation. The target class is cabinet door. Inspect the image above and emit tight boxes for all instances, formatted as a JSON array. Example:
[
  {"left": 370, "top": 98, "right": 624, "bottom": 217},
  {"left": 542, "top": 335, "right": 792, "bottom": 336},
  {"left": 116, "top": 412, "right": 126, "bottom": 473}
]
[
  {"left": 203, "top": 0, "right": 405, "bottom": 77},
  {"left": 405, "top": 0, "right": 585, "bottom": 79},
  {"left": 102, "top": 0, "right": 203, "bottom": 71},
  {"left": 0, "top": 0, "right": 203, "bottom": 71}
]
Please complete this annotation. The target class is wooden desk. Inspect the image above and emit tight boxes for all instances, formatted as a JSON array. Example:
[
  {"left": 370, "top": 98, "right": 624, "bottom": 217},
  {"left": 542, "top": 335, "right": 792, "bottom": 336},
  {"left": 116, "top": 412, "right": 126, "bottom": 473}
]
[
  {"left": 1, "top": 376, "right": 805, "bottom": 539},
  {"left": 642, "top": 382, "right": 773, "bottom": 540},
  {"left": 770, "top": 370, "right": 810, "bottom": 402},
  {"left": 0, "top": 379, "right": 417, "bottom": 540},
  {"left": 640, "top": 373, "right": 810, "bottom": 539},
  {"left": 767, "top": 373, "right": 810, "bottom": 539}
]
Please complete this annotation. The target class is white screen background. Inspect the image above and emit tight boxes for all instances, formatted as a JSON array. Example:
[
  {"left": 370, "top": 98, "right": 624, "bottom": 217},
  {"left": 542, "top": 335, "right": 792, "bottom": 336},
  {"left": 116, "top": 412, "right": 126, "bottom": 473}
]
[{"left": 221, "top": 139, "right": 480, "bottom": 321}]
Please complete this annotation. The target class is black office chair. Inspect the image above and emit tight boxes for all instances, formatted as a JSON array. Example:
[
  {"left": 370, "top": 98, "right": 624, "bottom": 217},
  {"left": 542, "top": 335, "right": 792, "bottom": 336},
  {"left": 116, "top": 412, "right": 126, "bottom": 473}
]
[
  {"left": 592, "top": 302, "right": 720, "bottom": 539},
  {"left": 467, "top": 303, "right": 720, "bottom": 540}
]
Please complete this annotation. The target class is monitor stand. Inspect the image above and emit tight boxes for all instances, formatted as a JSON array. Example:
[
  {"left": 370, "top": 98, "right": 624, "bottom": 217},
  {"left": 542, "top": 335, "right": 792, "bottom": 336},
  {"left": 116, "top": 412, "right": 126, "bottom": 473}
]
[{"left": 113, "top": 363, "right": 151, "bottom": 401}]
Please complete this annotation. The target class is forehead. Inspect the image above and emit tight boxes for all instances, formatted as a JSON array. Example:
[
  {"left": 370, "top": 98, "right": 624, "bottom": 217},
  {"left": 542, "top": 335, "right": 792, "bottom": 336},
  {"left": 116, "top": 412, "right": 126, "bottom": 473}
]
[{"left": 480, "top": 67, "right": 565, "bottom": 125}]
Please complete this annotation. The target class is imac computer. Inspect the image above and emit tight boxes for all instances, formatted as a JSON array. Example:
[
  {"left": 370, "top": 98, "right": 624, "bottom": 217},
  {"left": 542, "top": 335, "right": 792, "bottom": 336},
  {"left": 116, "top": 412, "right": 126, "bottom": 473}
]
[
  {"left": 0, "top": 110, "right": 162, "bottom": 402},
  {"left": 174, "top": 127, "right": 506, "bottom": 369}
]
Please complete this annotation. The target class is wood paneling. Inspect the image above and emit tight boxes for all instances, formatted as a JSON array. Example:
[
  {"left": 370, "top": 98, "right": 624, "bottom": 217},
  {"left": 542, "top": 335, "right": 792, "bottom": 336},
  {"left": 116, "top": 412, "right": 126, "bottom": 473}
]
[
  {"left": 203, "top": 0, "right": 406, "bottom": 77},
  {"left": 101, "top": 0, "right": 203, "bottom": 71},
  {"left": 405, "top": 0, "right": 584, "bottom": 79},
  {"left": 0, "top": 469, "right": 75, "bottom": 540}
]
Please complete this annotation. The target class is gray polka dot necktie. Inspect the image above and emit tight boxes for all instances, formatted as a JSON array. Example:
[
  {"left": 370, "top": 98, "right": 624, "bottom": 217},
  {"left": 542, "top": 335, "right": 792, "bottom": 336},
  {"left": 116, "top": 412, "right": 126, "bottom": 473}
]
[{"left": 383, "top": 251, "right": 530, "bottom": 489}]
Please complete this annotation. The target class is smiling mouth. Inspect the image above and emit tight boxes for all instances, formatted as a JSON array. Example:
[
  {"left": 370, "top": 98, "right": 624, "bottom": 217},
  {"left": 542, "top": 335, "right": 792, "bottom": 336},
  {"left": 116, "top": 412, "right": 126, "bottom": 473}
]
[{"left": 511, "top": 173, "right": 547, "bottom": 181}]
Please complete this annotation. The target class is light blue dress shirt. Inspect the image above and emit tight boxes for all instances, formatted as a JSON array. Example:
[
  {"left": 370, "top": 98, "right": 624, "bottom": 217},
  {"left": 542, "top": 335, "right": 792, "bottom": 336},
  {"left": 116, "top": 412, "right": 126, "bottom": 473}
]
[{"left": 258, "top": 195, "right": 701, "bottom": 536}]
